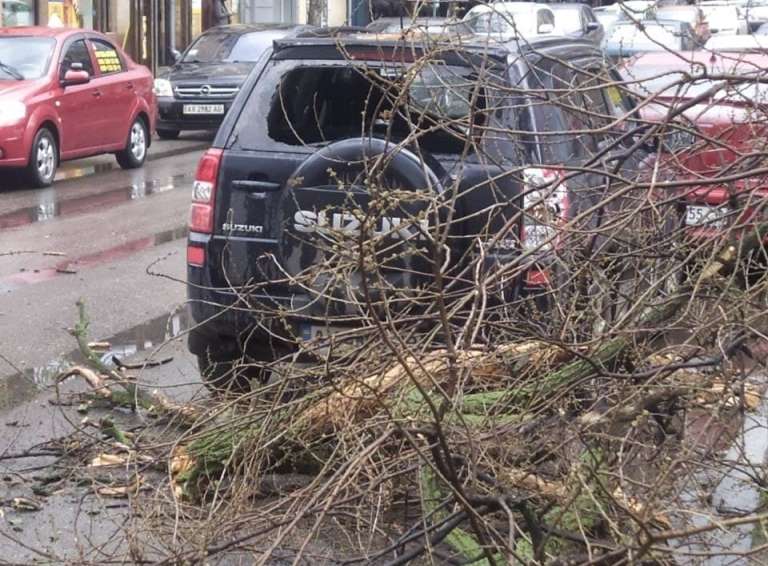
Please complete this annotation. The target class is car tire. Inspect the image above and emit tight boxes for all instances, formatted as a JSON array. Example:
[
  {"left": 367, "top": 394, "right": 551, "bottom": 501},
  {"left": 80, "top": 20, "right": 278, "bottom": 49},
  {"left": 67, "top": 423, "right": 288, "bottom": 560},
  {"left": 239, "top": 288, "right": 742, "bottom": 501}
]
[
  {"left": 116, "top": 118, "right": 148, "bottom": 170},
  {"left": 157, "top": 128, "right": 180, "bottom": 140},
  {"left": 197, "top": 353, "right": 267, "bottom": 394},
  {"left": 25, "top": 128, "right": 58, "bottom": 188}
]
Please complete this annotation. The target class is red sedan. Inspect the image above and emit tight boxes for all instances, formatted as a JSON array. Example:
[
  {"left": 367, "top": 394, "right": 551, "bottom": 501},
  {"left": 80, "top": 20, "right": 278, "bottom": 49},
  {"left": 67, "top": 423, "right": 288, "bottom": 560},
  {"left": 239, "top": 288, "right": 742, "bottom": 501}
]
[
  {"left": 623, "top": 51, "right": 768, "bottom": 237},
  {"left": 0, "top": 27, "right": 156, "bottom": 187}
]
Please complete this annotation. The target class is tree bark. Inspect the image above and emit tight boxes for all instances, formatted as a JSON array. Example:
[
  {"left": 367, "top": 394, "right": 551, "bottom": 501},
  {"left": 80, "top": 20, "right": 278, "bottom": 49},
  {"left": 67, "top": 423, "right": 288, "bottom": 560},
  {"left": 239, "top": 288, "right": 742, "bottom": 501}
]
[{"left": 307, "top": 0, "right": 325, "bottom": 25}]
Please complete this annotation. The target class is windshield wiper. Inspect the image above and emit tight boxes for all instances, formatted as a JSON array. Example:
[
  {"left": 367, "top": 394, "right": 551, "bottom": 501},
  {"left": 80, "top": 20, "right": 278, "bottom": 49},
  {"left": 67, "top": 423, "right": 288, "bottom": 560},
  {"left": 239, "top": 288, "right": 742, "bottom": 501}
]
[{"left": 0, "top": 60, "right": 24, "bottom": 80}]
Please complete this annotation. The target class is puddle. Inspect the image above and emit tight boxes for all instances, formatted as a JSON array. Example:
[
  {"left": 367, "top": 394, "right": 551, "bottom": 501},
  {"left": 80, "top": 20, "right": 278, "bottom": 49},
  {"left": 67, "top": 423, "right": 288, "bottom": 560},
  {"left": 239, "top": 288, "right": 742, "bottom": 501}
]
[
  {"left": 0, "top": 173, "right": 191, "bottom": 231},
  {"left": 0, "top": 225, "right": 187, "bottom": 294},
  {"left": 0, "top": 307, "right": 190, "bottom": 412}
]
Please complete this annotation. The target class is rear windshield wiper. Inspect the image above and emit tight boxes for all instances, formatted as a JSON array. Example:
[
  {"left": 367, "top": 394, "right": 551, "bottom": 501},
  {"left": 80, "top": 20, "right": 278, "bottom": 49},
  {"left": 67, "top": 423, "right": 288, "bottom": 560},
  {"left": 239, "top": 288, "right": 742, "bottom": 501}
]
[{"left": 0, "top": 60, "right": 23, "bottom": 80}]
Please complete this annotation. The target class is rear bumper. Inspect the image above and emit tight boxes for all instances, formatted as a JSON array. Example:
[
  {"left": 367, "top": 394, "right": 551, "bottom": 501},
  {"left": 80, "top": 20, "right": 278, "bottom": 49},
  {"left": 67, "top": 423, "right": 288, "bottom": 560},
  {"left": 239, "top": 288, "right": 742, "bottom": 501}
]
[
  {"left": 0, "top": 123, "right": 30, "bottom": 168},
  {"left": 682, "top": 184, "right": 768, "bottom": 238},
  {"left": 188, "top": 265, "right": 531, "bottom": 358},
  {"left": 157, "top": 97, "right": 233, "bottom": 131},
  {"left": 187, "top": 260, "right": 304, "bottom": 358}
]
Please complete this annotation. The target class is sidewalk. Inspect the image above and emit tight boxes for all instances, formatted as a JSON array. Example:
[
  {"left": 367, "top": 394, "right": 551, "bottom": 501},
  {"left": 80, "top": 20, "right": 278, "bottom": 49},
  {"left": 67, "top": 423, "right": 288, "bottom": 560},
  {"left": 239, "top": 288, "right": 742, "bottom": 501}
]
[{"left": 55, "top": 131, "right": 212, "bottom": 182}]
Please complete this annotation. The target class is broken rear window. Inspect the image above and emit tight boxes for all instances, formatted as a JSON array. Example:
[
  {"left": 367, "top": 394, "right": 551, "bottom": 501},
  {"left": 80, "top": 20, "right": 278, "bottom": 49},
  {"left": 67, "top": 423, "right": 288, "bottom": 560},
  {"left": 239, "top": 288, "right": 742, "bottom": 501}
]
[{"left": 232, "top": 58, "right": 509, "bottom": 156}]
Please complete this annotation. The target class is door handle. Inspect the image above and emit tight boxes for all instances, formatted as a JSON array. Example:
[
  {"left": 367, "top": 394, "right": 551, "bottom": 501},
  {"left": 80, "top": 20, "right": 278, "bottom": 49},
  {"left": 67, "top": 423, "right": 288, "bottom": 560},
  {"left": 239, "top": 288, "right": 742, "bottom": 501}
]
[
  {"left": 92, "top": 90, "right": 102, "bottom": 98},
  {"left": 126, "top": 82, "right": 134, "bottom": 90}
]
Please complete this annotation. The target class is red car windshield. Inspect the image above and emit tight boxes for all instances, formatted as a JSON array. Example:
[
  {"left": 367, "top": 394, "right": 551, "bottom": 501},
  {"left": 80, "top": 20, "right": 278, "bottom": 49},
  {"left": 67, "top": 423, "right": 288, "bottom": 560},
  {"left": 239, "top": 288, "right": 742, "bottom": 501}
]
[{"left": 0, "top": 36, "right": 55, "bottom": 80}]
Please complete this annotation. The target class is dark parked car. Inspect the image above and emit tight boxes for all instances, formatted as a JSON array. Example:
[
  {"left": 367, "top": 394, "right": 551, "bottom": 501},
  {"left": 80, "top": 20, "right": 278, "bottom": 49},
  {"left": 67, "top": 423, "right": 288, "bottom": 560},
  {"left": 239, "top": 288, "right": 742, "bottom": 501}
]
[
  {"left": 549, "top": 4, "right": 604, "bottom": 44},
  {"left": 153, "top": 23, "right": 304, "bottom": 139},
  {"left": 185, "top": 29, "right": 654, "bottom": 388}
]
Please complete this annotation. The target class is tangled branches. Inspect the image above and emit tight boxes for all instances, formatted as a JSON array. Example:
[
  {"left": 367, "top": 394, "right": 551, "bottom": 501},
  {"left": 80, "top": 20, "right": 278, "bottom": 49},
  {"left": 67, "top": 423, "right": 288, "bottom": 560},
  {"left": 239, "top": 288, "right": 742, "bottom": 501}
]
[{"left": 58, "top": 24, "right": 768, "bottom": 565}]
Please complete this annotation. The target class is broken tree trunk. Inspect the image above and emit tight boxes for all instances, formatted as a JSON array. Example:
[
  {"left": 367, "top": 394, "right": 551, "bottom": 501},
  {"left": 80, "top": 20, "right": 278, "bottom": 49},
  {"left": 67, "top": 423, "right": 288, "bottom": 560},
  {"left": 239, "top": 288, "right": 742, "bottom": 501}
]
[{"left": 61, "top": 299, "right": 201, "bottom": 423}]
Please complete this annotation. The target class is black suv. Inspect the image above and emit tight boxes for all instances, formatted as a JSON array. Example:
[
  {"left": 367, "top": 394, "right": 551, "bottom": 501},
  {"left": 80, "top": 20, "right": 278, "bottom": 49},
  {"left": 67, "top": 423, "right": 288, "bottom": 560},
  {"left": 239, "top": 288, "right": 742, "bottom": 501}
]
[
  {"left": 154, "top": 24, "right": 305, "bottom": 139},
  {"left": 186, "top": 29, "right": 651, "bottom": 387}
]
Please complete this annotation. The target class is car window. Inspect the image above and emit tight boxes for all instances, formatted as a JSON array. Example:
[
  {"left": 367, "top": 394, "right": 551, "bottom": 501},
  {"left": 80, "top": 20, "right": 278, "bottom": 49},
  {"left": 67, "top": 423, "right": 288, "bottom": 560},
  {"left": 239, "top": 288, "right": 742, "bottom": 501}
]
[
  {"left": 228, "top": 32, "right": 280, "bottom": 62},
  {"left": 578, "top": 67, "right": 634, "bottom": 136},
  {"left": 90, "top": 39, "right": 124, "bottom": 75},
  {"left": 553, "top": 65, "right": 601, "bottom": 147},
  {"left": 232, "top": 59, "right": 509, "bottom": 158},
  {"left": 554, "top": 8, "right": 584, "bottom": 34},
  {"left": 537, "top": 9, "right": 555, "bottom": 30},
  {"left": 525, "top": 60, "right": 594, "bottom": 162},
  {"left": 464, "top": 7, "right": 542, "bottom": 37},
  {"left": 183, "top": 31, "right": 272, "bottom": 63},
  {"left": 61, "top": 39, "right": 94, "bottom": 77}
]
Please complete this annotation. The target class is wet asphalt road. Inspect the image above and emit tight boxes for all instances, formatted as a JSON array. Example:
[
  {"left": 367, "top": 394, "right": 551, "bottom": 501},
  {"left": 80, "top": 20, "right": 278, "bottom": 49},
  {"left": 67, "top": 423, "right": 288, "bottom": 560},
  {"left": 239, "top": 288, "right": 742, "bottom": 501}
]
[
  {"left": 0, "top": 134, "right": 210, "bottom": 397},
  {"left": 0, "top": 135, "right": 212, "bottom": 563}
]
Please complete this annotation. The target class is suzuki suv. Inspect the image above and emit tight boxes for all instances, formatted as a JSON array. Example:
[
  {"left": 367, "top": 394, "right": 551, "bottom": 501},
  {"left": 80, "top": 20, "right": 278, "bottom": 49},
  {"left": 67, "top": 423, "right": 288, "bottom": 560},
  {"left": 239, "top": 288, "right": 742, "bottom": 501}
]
[{"left": 186, "top": 29, "right": 653, "bottom": 388}]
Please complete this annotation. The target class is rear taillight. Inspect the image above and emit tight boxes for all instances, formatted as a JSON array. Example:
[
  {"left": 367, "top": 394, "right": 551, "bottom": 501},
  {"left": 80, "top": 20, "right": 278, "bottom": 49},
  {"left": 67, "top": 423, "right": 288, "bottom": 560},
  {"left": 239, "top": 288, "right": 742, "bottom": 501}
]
[
  {"left": 189, "top": 148, "right": 223, "bottom": 234},
  {"left": 521, "top": 167, "right": 568, "bottom": 252},
  {"left": 187, "top": 245, "right": 205, "bottom": 267}
]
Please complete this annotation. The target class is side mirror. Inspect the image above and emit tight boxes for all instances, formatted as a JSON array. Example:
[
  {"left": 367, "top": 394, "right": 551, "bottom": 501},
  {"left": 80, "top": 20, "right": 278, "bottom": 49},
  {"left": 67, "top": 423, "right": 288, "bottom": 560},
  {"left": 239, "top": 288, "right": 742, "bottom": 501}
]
[
  {"left": 171, "top": 49, "right": 182, "bottom": 64},
  {"left": 538, "top": 23, "right": 554, "bottom": 34},
  {"left": 61, "top": 69, "right": 90, "bottom": 86},
  {"left": 586, "top": 21, "right": 601, "bottom": 31}
]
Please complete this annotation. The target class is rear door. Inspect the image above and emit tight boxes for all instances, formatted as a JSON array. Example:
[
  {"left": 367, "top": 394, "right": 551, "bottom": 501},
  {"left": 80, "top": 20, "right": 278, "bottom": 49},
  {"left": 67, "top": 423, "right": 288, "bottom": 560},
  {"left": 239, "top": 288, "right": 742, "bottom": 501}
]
[
  {"left": 524, "top": 53, "right": 638, "bottom": 233},
  {"left": 565, "top": 58, "right": 662, "bottom": 241},
  {"left": 212, "top": 49, "right": 519, "bottom": 292},
  {"left": 56, "top": 36, "right": 102, "bottom": 156},
  {"left": 88, "top": 37, "right": 134, "bottom": 147}
]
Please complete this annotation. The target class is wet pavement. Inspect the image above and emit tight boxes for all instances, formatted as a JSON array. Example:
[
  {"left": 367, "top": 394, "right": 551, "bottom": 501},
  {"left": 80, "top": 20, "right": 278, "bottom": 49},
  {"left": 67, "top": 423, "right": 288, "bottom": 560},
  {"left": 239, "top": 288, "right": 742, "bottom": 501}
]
[
  {"left": 53, "top": 131, "right": 211, "bottom": 183},
  {"left": 0, "top": 308, "right": 192, "bottom": 413},
  {"left": 0, "top": 131, "right": 212, "bottom": 562},
  {"left": 0, "top": 326, "right": 202, "bottom": 564},
  {"left": 0, "top": 133, "right": 208, "bottom": 423}
]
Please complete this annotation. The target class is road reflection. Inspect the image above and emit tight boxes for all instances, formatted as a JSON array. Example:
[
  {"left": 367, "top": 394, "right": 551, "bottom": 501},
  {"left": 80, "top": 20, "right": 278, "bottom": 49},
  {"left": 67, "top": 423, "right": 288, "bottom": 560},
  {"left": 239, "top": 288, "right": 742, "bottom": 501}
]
[{"left": 0, "top": 173, "right": 191, "bottom": 231}]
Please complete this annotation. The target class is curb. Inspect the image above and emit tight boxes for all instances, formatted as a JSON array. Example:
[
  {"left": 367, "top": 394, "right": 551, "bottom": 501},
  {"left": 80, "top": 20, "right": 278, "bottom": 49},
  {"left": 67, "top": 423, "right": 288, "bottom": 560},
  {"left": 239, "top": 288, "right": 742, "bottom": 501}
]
[
  {"left": 148, "top": 142, "right": 211, "bottom": 163},
  {"left": 55, "top": 141, "right": 210, "bottom": 183}
]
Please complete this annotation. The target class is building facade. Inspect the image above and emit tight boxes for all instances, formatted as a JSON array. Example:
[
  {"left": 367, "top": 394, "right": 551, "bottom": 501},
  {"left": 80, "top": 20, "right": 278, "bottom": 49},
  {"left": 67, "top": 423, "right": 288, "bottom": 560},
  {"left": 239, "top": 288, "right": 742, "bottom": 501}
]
[
  {"left": 0, "top": 1, "right": 205, "bottom": 73},
  {"left": 0, "top": 0, "right": 363, "bottom": 71}
]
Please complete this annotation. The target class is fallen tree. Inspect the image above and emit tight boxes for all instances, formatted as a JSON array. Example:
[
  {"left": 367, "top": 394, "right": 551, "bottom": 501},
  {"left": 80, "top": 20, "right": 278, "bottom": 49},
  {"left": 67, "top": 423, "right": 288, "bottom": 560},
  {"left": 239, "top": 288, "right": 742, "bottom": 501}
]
[{"left": 137, "top": 221, "right": 767, "bottom": 564}]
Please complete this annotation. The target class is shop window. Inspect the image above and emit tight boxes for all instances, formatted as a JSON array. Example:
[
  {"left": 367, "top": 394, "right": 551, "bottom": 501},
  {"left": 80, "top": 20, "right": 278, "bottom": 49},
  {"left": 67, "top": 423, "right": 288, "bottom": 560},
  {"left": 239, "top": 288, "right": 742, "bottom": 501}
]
[
  {"left": 0, "top": 0, "right": 34, "bottom": 26},
  {"left": 90, "top": 39, "right": 124, "bottom": 74}
]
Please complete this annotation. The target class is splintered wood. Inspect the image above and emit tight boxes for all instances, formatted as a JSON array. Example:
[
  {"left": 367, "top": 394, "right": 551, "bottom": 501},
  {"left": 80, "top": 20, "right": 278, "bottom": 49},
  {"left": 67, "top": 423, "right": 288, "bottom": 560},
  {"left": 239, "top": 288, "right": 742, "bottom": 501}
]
[{"left": 299, "top": 341, "right": 566, "bottom": 433}]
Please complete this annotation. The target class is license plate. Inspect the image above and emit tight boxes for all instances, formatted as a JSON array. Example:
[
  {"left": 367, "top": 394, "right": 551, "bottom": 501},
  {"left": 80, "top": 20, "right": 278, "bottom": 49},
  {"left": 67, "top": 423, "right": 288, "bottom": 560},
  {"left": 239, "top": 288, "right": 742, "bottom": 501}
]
[
  {"left": 183, "top": 104, "right": 225, "bottom": 115},
  {"left": 299, "top": 324, "right": 364, "bottom": 356},
  {"left": 685, "top": 205, "right": 730, "bottom": 228}
]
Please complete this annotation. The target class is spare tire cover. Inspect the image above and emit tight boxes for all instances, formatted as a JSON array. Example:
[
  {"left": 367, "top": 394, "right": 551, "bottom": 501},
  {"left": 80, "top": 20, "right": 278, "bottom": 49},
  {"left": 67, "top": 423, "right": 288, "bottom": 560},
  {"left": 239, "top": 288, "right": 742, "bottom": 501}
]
[{"left": 278, "top": 138, "right": 445, "bottom": 317}]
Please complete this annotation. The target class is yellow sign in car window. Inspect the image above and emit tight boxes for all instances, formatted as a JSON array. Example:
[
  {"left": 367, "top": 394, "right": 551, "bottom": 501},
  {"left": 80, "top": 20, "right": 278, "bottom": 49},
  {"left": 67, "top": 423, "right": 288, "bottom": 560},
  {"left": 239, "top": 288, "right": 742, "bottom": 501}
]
[
  {"left": 94, "top": 47, "right": 122, "bottom": 74},
  {"left": 606, "top": 85, "right": 623, "bottom": 107}
]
